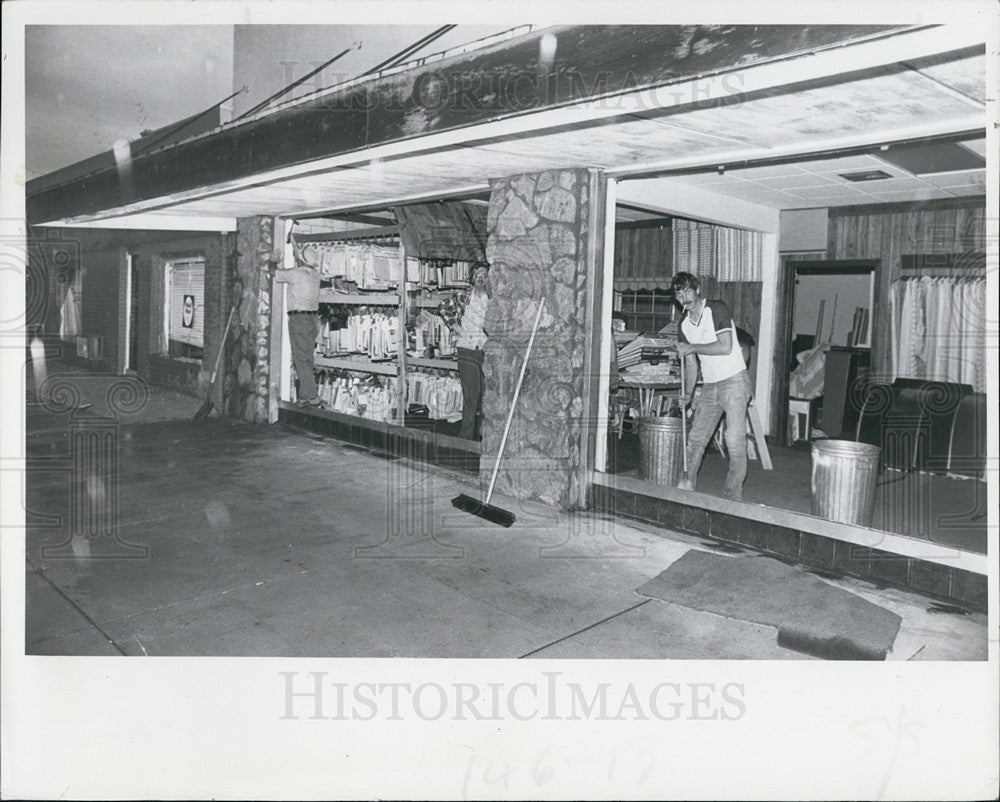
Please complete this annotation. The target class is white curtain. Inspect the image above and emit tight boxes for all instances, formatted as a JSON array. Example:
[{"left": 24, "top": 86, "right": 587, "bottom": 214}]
[
  {"left": 672, "top": 219, "right": 761, "bottom": 281},
  {"left": 893, "top": 277, "right": 985, "bottom": 391},
  {"left": 59, "top": 284, "right": 80, "bottom": 338}
]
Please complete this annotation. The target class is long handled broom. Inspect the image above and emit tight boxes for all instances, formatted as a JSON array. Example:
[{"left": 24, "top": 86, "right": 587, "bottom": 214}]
[
  {"left": 452, "top": 298, "right": 546, "bottom": 527},
  {"left": 193, "top": 306, "right": 237, "bottom": 423},
  {"left": 679, "top": 352, "right": 688, "bottom": 476}
]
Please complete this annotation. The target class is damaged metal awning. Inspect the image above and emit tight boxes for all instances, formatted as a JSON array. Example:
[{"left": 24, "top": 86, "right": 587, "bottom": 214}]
[{"left": 27, "top": 24, "right": 987, "bottom": 228}]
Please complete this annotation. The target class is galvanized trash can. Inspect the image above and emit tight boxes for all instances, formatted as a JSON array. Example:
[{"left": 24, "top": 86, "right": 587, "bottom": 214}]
[
  {"left": 811, "top": 439, "right": 881, "bottom": 526},
  {"left": 638, "top": 416, "right": 685, "bottom": 486}
]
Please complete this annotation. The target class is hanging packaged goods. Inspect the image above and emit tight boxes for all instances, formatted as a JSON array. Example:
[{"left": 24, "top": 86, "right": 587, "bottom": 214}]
[
  {"left": 314, "top": 241, "right": 403, "bottom": 289},
  {"left": 407, "top": 371, "right": 463, "bottom": 422},
  {"left": 284, "top": 205, "right": 488, "bottom": 432}
]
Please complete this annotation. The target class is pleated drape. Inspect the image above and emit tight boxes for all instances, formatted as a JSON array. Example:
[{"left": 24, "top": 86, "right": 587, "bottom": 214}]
[
  {"left": 893, "top": 276, "right": 985, "bottom": 391},
  {"left": 672, "top": 219, "right": 761, "bottom": 281}
]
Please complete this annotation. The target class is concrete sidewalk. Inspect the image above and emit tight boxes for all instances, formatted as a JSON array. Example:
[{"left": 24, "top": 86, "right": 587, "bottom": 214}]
[{"left": 23, "top": 375, "right": 987, "bottom": 661}]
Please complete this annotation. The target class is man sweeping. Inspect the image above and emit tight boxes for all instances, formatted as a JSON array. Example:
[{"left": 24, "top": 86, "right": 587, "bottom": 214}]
[{"left": 672, "top": 271, "right": 752, "bottom": 501}]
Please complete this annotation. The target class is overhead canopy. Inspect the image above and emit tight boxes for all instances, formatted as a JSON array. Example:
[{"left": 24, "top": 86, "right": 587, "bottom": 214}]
[
  {"left": 25, "top": 25, "right": 987, "bottom": 228},
  {"left": 393, "top": 201, "right": 487, "bottom": 263}
]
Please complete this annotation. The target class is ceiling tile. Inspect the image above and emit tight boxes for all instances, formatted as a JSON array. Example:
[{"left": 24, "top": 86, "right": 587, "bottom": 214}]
[
  {"left": 917, "top": 171, "right": 987, "bottom": 191},
  {"left": 724, "top": 164, "right": 809, "bottom": 180},
  {"left": 697, "top": 183, "right": 812, "bottom": 207},
  {"left": 750, "top": 173, "right": 836, "bottom": 189},
  {"left": 784, "top": 187, "right": 873, "bottom": 202},
  {"left": 863, "top": 187, "right": 951, "bottom": 201},
  {"left": 848, "top": 175, "right": 935, "bottom": 191},
  {"left": 803, "top": 154, "right": 892, "bottom": 174}
]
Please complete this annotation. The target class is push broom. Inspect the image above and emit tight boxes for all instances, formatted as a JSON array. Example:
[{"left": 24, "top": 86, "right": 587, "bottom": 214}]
[
  {"left": 193, "top": 305, "right": 237, "bottom": 423},
  {"left": 452, "top": 297, "right": 546, "bottom": 527},
  {"left": 680, "top": 350, "right": 688, "bottom": 476}
]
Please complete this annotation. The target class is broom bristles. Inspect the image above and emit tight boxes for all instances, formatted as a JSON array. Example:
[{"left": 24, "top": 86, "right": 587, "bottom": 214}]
[{"left": 451, "top": 494, "right": 516, "bottom": 527}]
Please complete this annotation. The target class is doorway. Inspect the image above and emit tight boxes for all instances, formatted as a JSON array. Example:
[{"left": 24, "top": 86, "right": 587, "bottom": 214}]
[
  {"left": 780, "top": 260, "right": 877, "bottom": 445},
  {"left": 125, "top": 253, "right": 140, "bottom": 372}
]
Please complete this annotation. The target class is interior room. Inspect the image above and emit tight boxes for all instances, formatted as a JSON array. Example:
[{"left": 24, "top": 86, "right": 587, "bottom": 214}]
[{"left": 602, "top": 137, "right": 987, "bottom": 558}]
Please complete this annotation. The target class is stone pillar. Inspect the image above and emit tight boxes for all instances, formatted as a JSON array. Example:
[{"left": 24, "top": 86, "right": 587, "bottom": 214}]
[
  {"left": 227, "top": 216, "right": 275, "bottom": 422},
  {"left": 483, "top": 169, "right": 606, "bottom": 509}
]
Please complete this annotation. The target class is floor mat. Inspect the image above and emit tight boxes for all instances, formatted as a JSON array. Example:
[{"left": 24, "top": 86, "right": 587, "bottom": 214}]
[{"left": 636, "top": 549, "right": 902, "bottom": 660}]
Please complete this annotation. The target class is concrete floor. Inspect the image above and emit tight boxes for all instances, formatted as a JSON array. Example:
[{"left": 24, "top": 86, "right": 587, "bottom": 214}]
[{"left": 23, "top": 366, "right": 987, "bottom": 660}]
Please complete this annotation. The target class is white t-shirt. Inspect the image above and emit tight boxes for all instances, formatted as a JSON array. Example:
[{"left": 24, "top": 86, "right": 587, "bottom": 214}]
[
  {"left": 678, "top": 299, "right": 746, "bottom": 384},
  {"left": 456, "top": 287, "right": 489, "bottom": 350}
]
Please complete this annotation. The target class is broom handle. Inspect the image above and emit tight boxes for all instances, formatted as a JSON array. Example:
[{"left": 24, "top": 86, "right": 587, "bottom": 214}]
[
  {"left": 680, "top": 351, "right": 688, "bottom": 474},
  {"left": 209, "top": 307, "right": 237, "bottom": 386},
  {"left": 485, "top": 298, "right": 546, "bottom": 505}
]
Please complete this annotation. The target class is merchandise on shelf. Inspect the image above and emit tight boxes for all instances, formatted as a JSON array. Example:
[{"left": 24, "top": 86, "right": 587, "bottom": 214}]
[
  {"left": 409, "top": 259, "right": 473, "bottom": 290},
  {"left": 407, "top": 371, "right": 463, "bottom": 422},
  {"left": 315, "top": 241, "right": 402, "bottom": 290},
  {"left": 315, "top": 370, "right": 400, "bottom": 422},
  {"left": 410, "top": 310, "right": 455, "bottom": 358},
  {"left": 316, "top": 311, "right": 399, "bottom": 359}
]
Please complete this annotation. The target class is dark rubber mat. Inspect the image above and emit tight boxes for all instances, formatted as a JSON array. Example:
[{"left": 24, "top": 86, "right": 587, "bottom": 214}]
[{"left": 636, "top": 549, "right": 902, "bottom": 660}]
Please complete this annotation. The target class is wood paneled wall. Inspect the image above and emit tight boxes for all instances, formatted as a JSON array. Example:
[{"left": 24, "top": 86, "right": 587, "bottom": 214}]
[
  {"left": 827, "top": 200, "right": 986, "bottom": 380},
  {"left": 613, "top": 222, "right": 672, "bottom": 287},
  {"left": 705, "top": 278, "right": 764, "bottom": 388}
]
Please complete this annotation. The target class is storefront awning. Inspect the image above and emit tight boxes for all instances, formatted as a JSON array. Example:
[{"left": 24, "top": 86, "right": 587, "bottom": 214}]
[
  {"left": 29, "top": 23, "right": 932, "bottom": 226},
  {"left": 613, "top": 279, "right": 673, "bottom": 292}
]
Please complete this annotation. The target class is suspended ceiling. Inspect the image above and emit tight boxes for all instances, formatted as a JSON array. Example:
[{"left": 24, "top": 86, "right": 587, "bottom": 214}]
[{"left": 34, "top": 26, "right": 988, "bottom": 228}]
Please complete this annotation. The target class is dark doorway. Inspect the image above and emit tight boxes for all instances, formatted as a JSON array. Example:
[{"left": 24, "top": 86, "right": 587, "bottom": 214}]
[
  {"left": 777, "top": 260, "right": 877, "bottom": 446},
  {"left": 128, "top": 254, "right": 140, "bottom": 372}
]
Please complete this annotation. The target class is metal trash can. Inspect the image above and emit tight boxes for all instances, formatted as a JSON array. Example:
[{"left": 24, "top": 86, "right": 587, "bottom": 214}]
[
  {"left": 638, "top": 416, "right": 685, "bottom": 486},
  {"left": 810, "top": 439, "right": 880, "bottom": 526}
]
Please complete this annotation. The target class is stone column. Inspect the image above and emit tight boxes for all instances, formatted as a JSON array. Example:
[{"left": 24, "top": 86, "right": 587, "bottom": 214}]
[
  {"left": 483, "top": 169, "right": 606, "bottom": 509},
  {"left": 227, "top": 216, "right": 275, "bottom": 422}
]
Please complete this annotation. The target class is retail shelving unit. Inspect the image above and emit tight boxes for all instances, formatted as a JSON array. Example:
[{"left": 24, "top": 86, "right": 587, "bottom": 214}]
[{"left": 283, "top": 221, "right": 472, "bottom": 429}]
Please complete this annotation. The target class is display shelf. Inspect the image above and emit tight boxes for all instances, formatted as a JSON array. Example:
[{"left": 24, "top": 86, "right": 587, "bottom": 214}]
[
  {"left": 314, "top": 355, "right": 398, "bottom": 376},
  {"left": 408, "top": 356, "right": 459, "bottom": 371},
  {"left": 319, "top": 289, "right": 400, "bottom": 306}
]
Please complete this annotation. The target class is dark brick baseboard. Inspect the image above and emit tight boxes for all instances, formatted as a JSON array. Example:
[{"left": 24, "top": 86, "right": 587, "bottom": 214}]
[
  {"left": 278, "top": 404, "right": 480, "bottom": 475},
  {"left": 589, "top": 483, "right": 987, "bottom": 613}
]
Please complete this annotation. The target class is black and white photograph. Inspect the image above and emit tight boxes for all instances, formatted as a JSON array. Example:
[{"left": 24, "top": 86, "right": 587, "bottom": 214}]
[{"left": 2, "top": 1, "right": 997, "bottom": 799}]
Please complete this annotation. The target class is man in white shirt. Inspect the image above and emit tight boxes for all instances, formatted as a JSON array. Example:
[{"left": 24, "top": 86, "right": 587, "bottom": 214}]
[
  {"left": 270, "top": 232, "right": 323, "bottom": 408},
  {"left": 673, "top": 271, "right": 752, "bottom": 501},
  {"left": 440, "top": 265, "right": 490, "bottom": 440}
]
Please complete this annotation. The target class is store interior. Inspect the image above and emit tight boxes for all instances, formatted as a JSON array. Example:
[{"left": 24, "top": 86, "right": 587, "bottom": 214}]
[
  {"left": 602, "top": 169, "right": 987, "bottom": 556},
  {"left": 277, "top": 199, "right": 491, "bottom": 439},
  {"left": 277, "top": 193, "right": 987, "bottom": 558}
]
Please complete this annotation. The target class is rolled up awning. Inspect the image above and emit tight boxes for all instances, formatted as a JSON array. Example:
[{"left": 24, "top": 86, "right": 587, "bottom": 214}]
[{"left": 613, "top": 278, "right": 673, "bottom": 292}]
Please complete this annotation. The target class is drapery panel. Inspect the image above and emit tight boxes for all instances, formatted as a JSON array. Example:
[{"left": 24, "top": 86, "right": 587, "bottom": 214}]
[
  {"left": 672, "top": 219, "right": 762, "bottom": 281},
  {"left": 892, "top": 276, "right": 986, "bottom": 392}
]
